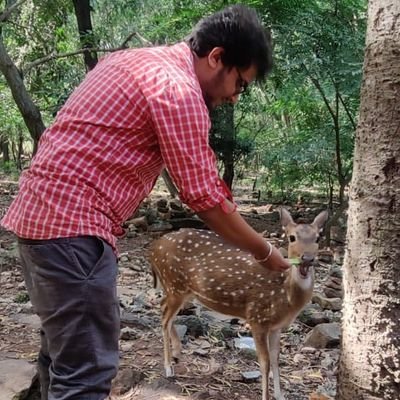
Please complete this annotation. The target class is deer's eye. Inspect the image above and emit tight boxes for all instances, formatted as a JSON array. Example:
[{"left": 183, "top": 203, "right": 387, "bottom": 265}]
[{"left": 289, "top": 235, "right": 296, "bottom": 242}]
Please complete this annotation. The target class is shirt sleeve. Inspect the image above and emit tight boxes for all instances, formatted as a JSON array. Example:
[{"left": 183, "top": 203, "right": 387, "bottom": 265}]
[{"left": 147, "top": 80, "right": 235, "bottom": 213}]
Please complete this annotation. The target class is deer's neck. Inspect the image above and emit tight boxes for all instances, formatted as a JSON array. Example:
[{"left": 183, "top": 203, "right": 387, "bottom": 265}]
[{"left": 286, "top": 266, "right": 314, "bottom": 307}]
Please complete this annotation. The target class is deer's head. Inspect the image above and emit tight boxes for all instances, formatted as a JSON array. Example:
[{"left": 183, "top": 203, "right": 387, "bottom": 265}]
[{"left": 280, "top": 208, "right": 329, "bottom": 279}]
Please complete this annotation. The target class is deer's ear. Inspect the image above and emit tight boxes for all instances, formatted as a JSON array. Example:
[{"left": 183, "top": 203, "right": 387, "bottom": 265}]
[
  {"left": 312, "top": 210, "right": 329, "bottom": 230},
  {"left": 280, "top": 207, "right": 294, "bottom": 228}
]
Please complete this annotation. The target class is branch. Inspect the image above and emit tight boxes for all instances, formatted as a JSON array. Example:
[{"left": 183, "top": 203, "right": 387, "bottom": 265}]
[
  {"left": 302, "top": 62, "right": 337, "bottom": 123},
  {"left": 23, "top": 31, "right": 153, "bottom": 73},
  {"left": 23, "top": 48, "right": 113, "bottom": 72},
  {"left": 0, "top": 0, "right": 29, "bottom": 23},
  {"left": 329, "top": 76, "right": 358, "bottom": 131},
  {"left": 121, "top": 31, "right": 152, "bottom": 48}
]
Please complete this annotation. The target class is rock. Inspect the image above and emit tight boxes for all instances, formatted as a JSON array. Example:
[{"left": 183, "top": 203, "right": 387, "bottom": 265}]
[
  {"left": 193, "top": 348, "right": 209, "bottom": 356},
  {"left": 323, "top": 287, "right": 343, "bottom": 299},
  {"left": 0, "top": 359, "right": 37, "bottom": 400},
  {"left": 324, "top": 276, "right": 343, "bottom": 298},
  {"left": 218, "top": 325, "right": 237, "bottom": 339},
  {"left": 170, "top": 209, "right": 188, "bottom": 219},
  {"left": 318, "top": 249, "right": 334, "bottom": 263},
  {"left": 10, "top": 313, "right": 41, "bottom": 330},
  {"left": 148, "top": 222, "right": 173, "bottom": 232},
  {"left": 144, "top": 208, "right": 158, "bottom": 224},
  {"left": 329, "top": 264, "right": 343, "bottom": 279},
  {"left": 176, "top": 315, "right": 209, "bottom": 338},
  {"left": 304, "top": 323, "right": 341, "bottom": 348},
  {"left": 298, "top": 308, "right": 330, "bottom": 327},
  {"left": 169, "top": 199, "right": 184, "bottom": 211},
  {"left": 120, "top": 342, "right": 134, "bottom": 352},
  {"left": 119, "top": 253, "right": 130, "bottom": 263},
  {"left": 157, "top": 206, "right": 169, "bottom": 214},
  {"left": 326, "top": 276, "right": 342, "bottom": 290},
  {"left": 174, "top": 324, "right": 187, "bottom": 340},
  {"left": 150, "top": 376, "right": 182, "bottom": 392},
  {"left": 126, "top": 216, "right": 148, "bottom": 231},
  {"left": 158, "top": 210, "right": 171, "bottom": 220},
  {"left": 127, "top": 224, "right": 138, "bottom": 232},
  {"left": 169, "top": 218, "right": 206, "bottom": 230},
  {"left": 301, "top": 346, "right": 317, "bottom": 354},
  {"left": 112, "top": 368, "right": 145, "bottom": 395},
  {"left": 120, "top": 327, "right": 138, "bottom": 340},
  {"left": 156, "top": 198, "right": 168, "bottom": 210},
  {"left": 241, "top": 370, "right": 261, "bottom": 382},
  {"left": 120, "top": 311, "right": 154, "bottom": 329},
  {"left": 312, "top": 293, "right": 342, "bottom": 311},
  {"left": 234, "top": 337, "right": 257, "bottom": 359}
]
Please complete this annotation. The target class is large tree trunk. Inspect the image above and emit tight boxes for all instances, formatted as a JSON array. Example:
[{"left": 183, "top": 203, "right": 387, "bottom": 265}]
[
  {"left": 337, "top": 1, "right": 400, "bottom": 399},
  {"left": 72, "top": 0, "right": 98, "bottom": 71},
  {"left": 210, "top": 104, "right": 235, "bottom": 189}
]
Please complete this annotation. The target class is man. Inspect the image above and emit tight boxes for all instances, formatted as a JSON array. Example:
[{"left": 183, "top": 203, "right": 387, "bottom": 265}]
[{"left": 2, "top": 4, "right": 290, "bottom": 399}]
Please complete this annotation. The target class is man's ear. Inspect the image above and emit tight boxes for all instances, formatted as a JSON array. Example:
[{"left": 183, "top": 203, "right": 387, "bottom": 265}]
[{"left": 207, "top": 47, "right": 224, "bottom": 69}]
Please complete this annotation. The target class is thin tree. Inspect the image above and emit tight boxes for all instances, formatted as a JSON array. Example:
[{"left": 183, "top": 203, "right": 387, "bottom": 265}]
[{"left": 72, "top": 0, "right": 98, "bottom": 71}]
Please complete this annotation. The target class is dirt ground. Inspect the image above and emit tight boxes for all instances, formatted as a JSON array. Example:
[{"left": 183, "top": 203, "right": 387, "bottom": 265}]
[{"left": 0, "top": 176, "right": 340, "bottom": 400}]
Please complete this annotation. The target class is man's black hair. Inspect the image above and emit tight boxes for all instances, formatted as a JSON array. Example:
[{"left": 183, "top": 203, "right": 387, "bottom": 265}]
[{"left": 186, "top": 4, "right": 273, "bottom": 81}]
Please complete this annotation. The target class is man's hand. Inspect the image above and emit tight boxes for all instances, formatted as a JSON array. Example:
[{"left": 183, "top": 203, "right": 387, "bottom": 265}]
[{"left": 257, "top": 245, "right": 291, "bottom": 272}]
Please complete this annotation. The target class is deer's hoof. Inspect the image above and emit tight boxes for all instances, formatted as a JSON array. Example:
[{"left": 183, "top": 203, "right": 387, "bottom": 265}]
[{"left": 165, "top": 365, "right": 175, "bottom": 377}]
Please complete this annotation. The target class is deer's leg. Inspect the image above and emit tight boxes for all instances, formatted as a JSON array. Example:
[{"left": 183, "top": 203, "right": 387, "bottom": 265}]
[
  {"left": 170, "top": 324, "right": 182, "bottom": 360},
  {"left": 161, "top": 295, "right": 184, "bottom": 377},
  {"left": 251, "top": 326, "right": 270, "bottom": 400},
  {"left": 268, "top": 329, "right": 285, "bottom": 400}
]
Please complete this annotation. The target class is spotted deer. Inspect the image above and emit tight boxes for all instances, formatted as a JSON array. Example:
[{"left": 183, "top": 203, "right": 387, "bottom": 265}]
[{"left": 149, "top": 208, "right": 328, "bottom": 400}]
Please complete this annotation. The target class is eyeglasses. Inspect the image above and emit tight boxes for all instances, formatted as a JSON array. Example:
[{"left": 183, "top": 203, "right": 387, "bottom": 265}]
[{"left": 235, "top": 68, "right": 249, "bottom": 95}]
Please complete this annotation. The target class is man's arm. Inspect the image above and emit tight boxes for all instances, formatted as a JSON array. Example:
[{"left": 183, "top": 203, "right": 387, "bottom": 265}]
[{"left": 197, "top": 199, "right": 291, "bottom": 272}]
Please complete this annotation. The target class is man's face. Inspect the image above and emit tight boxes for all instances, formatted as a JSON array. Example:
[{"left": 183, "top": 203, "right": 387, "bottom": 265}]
[
  {"left": 204, "top": 64, "right": 256, "bottom": 110},
  {"left": 199, "top": 47, "right": 257, "bottom": 110}
]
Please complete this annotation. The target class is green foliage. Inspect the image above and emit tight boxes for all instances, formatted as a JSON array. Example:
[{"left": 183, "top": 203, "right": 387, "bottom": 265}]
[
  {"left": 0, "top": 0, "right": 367, "bottom": 204},
  {"left": 14, "top": 291, "right": 30, "bottom": 304}
]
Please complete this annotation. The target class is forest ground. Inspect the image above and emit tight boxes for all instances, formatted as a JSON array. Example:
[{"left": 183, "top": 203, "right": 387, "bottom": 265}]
[{"left": 0, "top": 174, "right": 341, "bottom": 400}]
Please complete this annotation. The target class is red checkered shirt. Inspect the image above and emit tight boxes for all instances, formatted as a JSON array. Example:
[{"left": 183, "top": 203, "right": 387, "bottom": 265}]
[{"left": 1, "top": 42, "right": 232, "bottom": 250}]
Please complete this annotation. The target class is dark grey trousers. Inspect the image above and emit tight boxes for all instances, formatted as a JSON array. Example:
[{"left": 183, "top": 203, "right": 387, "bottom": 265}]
[{"left": 18, "top": 236, "right": 120, "bottom": 400}]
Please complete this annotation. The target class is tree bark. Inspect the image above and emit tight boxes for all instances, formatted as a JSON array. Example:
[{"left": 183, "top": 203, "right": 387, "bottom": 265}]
[
  {"left": 0, "top": 35, "right": 45, "bottom": 153},
  {"left": 1, "top": 136, "right": 10, "bottom": 163},
  {"left": 210, "top": 104, "right": 235, "bottom": 189},
  {"left": 337, "top": 1, "right": 400, "bottom": 399},
  {"left": 72, "top": 0, "right": 98, "bottom": 71},
  {"left": 161, "top": 169, "right": 179, "bottom": 198}
]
